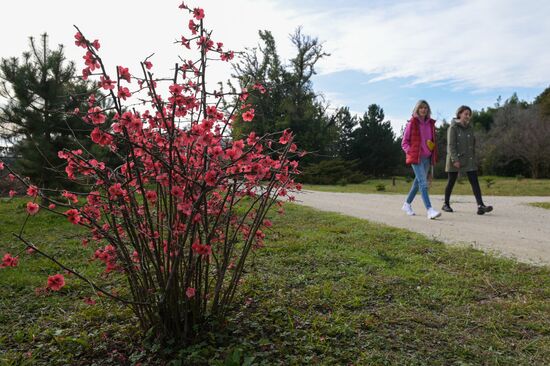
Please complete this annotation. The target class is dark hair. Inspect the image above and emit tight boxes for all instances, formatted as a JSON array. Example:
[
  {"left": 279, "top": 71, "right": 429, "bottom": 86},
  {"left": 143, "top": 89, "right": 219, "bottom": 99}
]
[{"left": 456, "top": 105, "right": 472, "bottom": 118}]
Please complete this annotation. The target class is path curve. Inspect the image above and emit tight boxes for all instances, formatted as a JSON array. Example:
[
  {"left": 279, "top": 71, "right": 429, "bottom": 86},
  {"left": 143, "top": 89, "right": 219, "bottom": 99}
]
[{"left": 295, "top": 191, "right": 550, "bottom": 265}]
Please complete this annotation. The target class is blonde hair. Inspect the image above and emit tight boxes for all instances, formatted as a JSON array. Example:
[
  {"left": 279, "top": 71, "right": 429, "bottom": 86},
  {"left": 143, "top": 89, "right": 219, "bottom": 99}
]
[{"left": 412, "top": 100, "right": 431, "bottom": 119}]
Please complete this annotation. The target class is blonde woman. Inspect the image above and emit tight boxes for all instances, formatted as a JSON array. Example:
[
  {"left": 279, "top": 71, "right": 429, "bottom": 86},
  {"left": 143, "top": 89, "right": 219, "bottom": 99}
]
[{"left": 401, "top": 100, "right": 441, "bottom": 219}]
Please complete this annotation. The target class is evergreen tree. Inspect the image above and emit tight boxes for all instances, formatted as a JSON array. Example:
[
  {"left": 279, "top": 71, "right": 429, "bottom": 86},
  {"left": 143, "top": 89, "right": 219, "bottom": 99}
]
[
  {"left": 534, "top": 85, "right": 550, "bottom": 116},
  {"left": 334, "top": 106, "right": 357, "bottom": 160},
  {"left": 0, "top": 34, "right": 99, "bottom": 191},
  {"left": 232, "top": 28, "right": 336, "bottom": 162},
  {"left": 351, "top": 104, "right": 401, "bottom": 176}
]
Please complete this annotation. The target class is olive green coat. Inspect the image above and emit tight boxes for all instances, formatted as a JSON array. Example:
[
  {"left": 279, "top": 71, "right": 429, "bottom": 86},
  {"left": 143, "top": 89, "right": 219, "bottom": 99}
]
[{"left": 445, "top": 119, "right": 477, "bottom": 173}]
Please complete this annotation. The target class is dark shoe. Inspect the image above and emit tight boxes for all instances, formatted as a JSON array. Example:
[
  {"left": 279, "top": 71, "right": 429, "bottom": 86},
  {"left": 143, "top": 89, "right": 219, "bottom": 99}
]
[
  {"left": 477, "top": 205, "right": 493, "bottom": 215},
  {"left": 442, "top": 203, "right": 453, "bottom": 212}
]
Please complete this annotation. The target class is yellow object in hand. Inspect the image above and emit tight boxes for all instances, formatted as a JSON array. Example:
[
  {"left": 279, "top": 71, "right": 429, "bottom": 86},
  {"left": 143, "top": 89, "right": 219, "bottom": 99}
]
[{"left": 426, "top": 139, "right": 435, "bottom": 151}]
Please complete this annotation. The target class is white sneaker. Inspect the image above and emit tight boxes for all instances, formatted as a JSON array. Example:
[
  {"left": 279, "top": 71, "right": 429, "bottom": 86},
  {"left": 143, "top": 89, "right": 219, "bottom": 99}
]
[
  {"left": 402, "top": 202, "right": 415, "bottom": 216},
  {"left": 427, "top": 207, "right": 441, "bottom": 220}
]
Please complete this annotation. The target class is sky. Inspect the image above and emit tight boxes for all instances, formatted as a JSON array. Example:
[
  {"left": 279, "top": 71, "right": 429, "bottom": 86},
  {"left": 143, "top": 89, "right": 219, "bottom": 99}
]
[{"left": 1, "top": 0, "right": 549, "bottom": 134}]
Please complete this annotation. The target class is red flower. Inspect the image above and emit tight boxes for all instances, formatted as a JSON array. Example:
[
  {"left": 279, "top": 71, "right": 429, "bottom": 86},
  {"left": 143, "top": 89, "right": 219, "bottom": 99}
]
[
  {"left": 99, "top": 76, "right": 115, "bottom": 90},
  {"left": 118, "top": 87, "right": 131, "bottom": 100},
  {"left": 145, "top": 190, "right": 157, "bottom": 203},
  {"left": 242, "top": 109, "right": 255, "bottom": 122},
  {"left": 253, "top": 83, "right": 267, "bottom": 94},
  {"left": 91, "top": 39, "right": 101, "bottom": 50},
  {"left": 193, "top": 8, "right": 205, "bottom": 20},
  {"left": 27, "top": 185, "right": 39, "bottom": 197},
  {"left": 1, "top": 253, "right": 19, "bottom": 268},
  {"left": 279, "top": 129, "right": 292, "bottom": 145},
  {"left": 48, "top": 203, "right": 56, "bottom": 210},
  {"left": 108, "top": 183, "right": 126, "bottom": 199},
  {"left": 26, "top": 202, "right": 40, "bottom": 215},
  {"left": 88, "top": 106, "right": 106, "bottom": 125},
  {"left": 65, "top": 209, "right": 82, "bottom": 225},
  {"left": 204, "top": 170, "right": 217, "bottom": 186},
  {"left": 220, "top": 51, "right": 234, "bottom": 62},
  {"left": 144, "top": 61, "right": 153, "bottom": 70},
  {"left": 9, "top": 190, "right": 16, "bottom": 198},
  {"left": 83, "top": 297, "right": 96, "bottom": 305},
  {"left": 0, "top": 161, "right": 4, "bottom": 170},
  {"left": 74, "top": 32, "right": 86, "bottom": 48},
  {"left": 62, "top": 190, "right": 79, "bottom": 203},
  {"left": 186, "top": 287, "right": 196, "bottom": 298},
  {"left": 117, "top": 66, "right": 131, "bottom": 83},
  {"left": 188, "top": 19, "right": 198, "bottom": 35},
  {"left": 90, "top": 128, "right": 113, "bottom": 146},
  {"left": 191, "top": 242, "right": 212, "bottom": 256},
  {"left": 46, "top": 274, "right": 65, "bottom": 291},
  {"left": 171, "top": 186, "right": 184, "bottom": 198}
]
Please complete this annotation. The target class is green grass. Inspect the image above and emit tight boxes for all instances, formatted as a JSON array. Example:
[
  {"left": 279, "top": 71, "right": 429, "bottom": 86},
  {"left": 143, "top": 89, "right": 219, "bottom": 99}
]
[
  {"left": 529, "top": 202, "right": 550, "bottom": 210},
  {"left": 303, "top": 176, "right": 550, "bottom": 196},
  {"left": 1, "top": 198, "right": 549, "bottom": 365}
]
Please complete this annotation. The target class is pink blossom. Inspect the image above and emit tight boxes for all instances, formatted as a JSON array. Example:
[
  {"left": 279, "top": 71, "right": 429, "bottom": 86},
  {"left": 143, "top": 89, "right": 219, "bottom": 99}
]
[
  {"left": 26, "top": 202, "right": 40, "bottom": 215},
  {"left": 118, "top": 87, "right": 131, "bottom": 100},
  {"left": 186, "top": 287, "right": 196, "bottom": 298},
  {"left": 9, "top": 190, "right": 16, "bottom": 198},
  {"left": 279, "top": 129, "right": 292, "bottom": 145},
  {"left": 99, "top": 76, "right": 115, "bottom": 90},
  {"left": 1, "top": 253, "right": 19, "bottom": 268},
  {"left": 65, "top": 209, "right": 82, "bottom": 225},
  {"left": 83, "top": 297, "right": 97, "bottom": 305},
  {"left": 47, "top": 274, "right": 65, "bottom": 291},
  {"left": 27, "top": 185, "right": 39, "bottom": 197},
  {"left": 88, "top": 106, "right": 106, "bottom": 125},
  {"left": 62, "top": 191, "right": 79, "bottom": 203},
  {"left": 117, "top": 66, "right": 131, "bottom": 83},
  {"left": 145, "top": 190, "right": 157, "bottom": 203},
  {"left": 74, "top": 32, "right": 86, "bottom": 48},
  {"left": 242, "top": 109, "right": 255, "bottom": 122},
  {"left": 188, "top": 19, "right": 198, "bottom": 35},
  {"left": 193, "top": 8, "right": 205, "bottom": 20},
  {"left": 220, "top": 51, "right": 234, "bottom": 62}
]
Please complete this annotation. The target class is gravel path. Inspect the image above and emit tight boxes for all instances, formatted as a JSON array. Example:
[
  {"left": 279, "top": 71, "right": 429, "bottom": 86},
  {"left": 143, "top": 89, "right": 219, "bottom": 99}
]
[{"left": 295, "top": 191, "right": 550, "bottom": 265}]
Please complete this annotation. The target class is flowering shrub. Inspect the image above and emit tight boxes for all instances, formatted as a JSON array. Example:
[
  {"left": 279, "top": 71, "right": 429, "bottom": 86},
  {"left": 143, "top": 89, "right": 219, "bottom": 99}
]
[{"left": 0, "top": 2, "right": 299, "bottom": 343}]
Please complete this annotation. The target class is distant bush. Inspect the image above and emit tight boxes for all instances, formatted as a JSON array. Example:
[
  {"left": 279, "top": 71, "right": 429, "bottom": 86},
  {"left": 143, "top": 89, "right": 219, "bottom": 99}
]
[
  {"left": 299, "top": 159, "right": 367, "bottom": 185},
  {"left": 485, "top": 177, "right": 495, "bottom": 188},
  {"left": 375, "top": 184, "right": 386, "bottom": 191}
]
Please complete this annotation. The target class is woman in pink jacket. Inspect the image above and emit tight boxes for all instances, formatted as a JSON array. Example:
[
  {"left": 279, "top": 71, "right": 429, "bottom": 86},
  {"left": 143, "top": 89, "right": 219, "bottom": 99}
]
[{"left": 401, "top": 100, "right": 441, "bottom": 219}]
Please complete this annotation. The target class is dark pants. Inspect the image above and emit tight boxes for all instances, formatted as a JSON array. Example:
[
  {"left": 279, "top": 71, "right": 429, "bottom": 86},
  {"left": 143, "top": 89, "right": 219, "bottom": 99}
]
[{"left": 444, "top": 171, "right": 484, "bottom": 206}]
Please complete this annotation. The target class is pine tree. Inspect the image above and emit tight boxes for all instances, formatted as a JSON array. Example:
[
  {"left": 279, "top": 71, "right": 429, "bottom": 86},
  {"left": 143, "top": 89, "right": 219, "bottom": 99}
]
[
  {"left": 0, "top": 33, "right": 99, "bottom": 191},
  {"left": 231, "top": 29, "right": 336, "bottom": 162},
  {"left": 351, "top": 104, "right": 401, "bottom": 176},
  {"left": 334, "top": 106, "right": 357, "bottom": 160}
]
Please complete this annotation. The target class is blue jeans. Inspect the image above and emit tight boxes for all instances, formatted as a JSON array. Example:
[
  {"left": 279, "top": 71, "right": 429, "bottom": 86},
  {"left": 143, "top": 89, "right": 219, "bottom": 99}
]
[{"left": 406, "top": 157, "right": 432, "bottom": 209}]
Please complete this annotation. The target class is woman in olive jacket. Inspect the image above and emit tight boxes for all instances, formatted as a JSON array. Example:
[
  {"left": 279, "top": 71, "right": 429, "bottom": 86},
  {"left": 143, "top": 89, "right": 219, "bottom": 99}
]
[{"left": 443, "top": 105, "right": 493, "bottom": 215}]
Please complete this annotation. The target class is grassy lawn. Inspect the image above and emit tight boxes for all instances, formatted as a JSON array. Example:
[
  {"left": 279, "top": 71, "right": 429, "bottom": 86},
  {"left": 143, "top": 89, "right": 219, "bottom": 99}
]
[
  {"left": 303, "top": 176, "right": 550, "bottom": 196},
  {"left": 529, "top": 202, "right": 550, "bottom": 210},
  {"left": 1, "top": 198, "right": 549, "bottom": 365}
]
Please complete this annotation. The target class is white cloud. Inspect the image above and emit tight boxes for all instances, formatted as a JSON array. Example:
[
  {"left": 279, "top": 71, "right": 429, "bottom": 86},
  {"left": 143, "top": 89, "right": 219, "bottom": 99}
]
[
  {"left": 297, "top": 0, "right": 550, "bottom": 89},
  {"left": 1, "top": 0, "right": 547, "bottom": 108}
]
